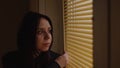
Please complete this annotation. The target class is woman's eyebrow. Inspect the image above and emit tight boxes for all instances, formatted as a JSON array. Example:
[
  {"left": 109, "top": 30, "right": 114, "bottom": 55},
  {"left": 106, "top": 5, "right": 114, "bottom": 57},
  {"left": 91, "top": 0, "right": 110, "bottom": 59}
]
[
  {"left": 37, "top": 27, "right": 51, "bottom": 30},
  {"left": 37, "top": 28, "right": 43, "bottom": 31}
]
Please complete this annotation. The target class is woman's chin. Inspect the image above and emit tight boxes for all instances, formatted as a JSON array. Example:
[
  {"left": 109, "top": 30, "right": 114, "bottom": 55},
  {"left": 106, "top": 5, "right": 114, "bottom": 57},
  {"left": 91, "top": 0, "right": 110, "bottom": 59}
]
[{"left": 40, "top": 48, "right": 49, "bottom": 52}]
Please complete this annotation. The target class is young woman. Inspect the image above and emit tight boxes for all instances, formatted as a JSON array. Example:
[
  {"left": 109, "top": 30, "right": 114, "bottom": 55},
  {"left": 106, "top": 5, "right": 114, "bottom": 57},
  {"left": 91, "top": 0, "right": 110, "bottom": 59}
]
[{"left": 2, "top": 12, "right": 68, "bottom": 68}]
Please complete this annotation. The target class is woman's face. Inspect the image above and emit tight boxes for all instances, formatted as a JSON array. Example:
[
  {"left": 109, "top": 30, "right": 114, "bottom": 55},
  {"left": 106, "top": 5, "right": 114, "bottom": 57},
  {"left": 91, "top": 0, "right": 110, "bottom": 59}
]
[{"left": 36, "top": 18, "right": 52, "bottom": 52}]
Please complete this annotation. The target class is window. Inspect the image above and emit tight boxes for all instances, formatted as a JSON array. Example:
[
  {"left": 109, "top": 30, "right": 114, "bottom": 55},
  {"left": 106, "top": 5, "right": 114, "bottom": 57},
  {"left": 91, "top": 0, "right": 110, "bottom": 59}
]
[{"left": 63, "top": 0, "right": 93, "bottom": 67}]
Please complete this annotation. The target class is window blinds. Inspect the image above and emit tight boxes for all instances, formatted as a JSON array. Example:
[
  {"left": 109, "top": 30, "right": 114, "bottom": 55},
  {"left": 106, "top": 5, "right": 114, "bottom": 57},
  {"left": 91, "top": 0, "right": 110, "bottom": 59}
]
[{"left": 63, "top": 0, "right": 93, "bottom": 68}]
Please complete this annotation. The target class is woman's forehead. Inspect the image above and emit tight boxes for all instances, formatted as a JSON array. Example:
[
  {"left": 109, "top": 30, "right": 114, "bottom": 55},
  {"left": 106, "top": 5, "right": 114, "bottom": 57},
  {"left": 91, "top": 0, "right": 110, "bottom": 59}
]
[{"left": 39, "top": 18, "right": 51, "bottom": 27}]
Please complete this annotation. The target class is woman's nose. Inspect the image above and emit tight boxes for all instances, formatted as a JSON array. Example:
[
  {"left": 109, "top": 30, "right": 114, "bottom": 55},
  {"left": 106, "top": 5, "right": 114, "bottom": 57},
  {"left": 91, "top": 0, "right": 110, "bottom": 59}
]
[{"left": 44, "top": 32, "right": 50, "bottom": 40}]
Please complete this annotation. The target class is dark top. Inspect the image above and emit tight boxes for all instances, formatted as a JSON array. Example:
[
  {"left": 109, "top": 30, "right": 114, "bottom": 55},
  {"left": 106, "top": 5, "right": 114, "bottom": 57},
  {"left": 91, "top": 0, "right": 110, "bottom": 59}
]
[{"left": 2, "top": 50, "right": 60, "bottom": 68}]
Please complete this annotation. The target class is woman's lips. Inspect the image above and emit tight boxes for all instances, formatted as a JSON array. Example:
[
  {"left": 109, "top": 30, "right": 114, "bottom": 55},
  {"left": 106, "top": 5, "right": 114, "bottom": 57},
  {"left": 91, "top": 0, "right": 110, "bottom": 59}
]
[{"left": 43, "top": 43, "right": 50, "bottom": 47}]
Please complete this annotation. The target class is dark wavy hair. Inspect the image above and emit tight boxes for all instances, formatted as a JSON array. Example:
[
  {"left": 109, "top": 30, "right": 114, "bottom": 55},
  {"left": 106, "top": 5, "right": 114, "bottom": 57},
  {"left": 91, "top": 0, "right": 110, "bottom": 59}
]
[
  {"left": 17, "top": 11, "right": 53, "bottom": 51},
  {"left": 17, "top": 11, "right": 53, "bottom": 67}
]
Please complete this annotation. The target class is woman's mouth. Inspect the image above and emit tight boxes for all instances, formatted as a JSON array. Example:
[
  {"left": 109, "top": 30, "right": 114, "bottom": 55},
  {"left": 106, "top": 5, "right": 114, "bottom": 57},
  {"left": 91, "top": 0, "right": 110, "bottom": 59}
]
[{"left": 43, "top": 43, "right": 50, "bottom": 47}]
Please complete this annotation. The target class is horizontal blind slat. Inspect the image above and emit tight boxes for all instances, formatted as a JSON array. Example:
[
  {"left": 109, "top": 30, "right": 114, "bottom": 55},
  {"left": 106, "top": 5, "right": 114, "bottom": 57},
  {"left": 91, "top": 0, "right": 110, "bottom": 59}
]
[
  {"left": 68, "top": 46, "right": 93, "bottom": 63},
  {"left": 67, "top": 44, "right": 92, "bottom": 58},
  {"left": 68, "top": 50, "right": 93, "bottom": 67},
  {"left": 64, "top": 10, "right": 92, "bottom": 16},
  {"left": 67, "top": 5, "right": 92, "bottom": 12},
  {"left": 66, "top": 0, "right": 91, "bottom": 7},
  {"left": 67, "top": 35, "right": 93, "bottom": 45},
  {"left": 67, "top": 28, "right": 92, "bottom": 34},
  {"left": 66, "top": 24, "right": 92, "bottom": 29},
  {"left": 65, "top": 20, "right": 92, "bottom": 24},
  {"left": 68, "top": 56, "right": 84, "bottom": 68},
  {"left": 67, "top": 39, "right": 92, "bottom": 50},
  {"left": 65, "top": 15, "right": 93, "bottom": 19},
  {"left": 65, "top": 15, "right": 92, "bottom": 19},
  {"left": 67, "top": 31, "right": 92, "bottom": 39}
]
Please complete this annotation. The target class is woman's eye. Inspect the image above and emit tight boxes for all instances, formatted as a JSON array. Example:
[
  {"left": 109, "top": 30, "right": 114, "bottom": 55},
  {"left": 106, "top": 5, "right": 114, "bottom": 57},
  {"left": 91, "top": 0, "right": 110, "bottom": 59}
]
[
  {"left": 37, "top": 29, "right": 52, "bottom": 35},
  {"left": 48, "top": 30, "right": 52, "bottom": 33},
  {"left": 37, "top": 30, "right": 43, "bottom": 34}
]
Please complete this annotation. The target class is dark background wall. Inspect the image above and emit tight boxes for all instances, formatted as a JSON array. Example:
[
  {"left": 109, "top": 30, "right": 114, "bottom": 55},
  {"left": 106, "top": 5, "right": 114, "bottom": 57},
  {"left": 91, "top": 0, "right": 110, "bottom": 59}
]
[
  {"left": 92, "top": 0, "right": 120, "bottom": 68},
  {"left": 0, "top": 0, "right": 29, "bottom": 68},
  {"left": 111, "top": 0, "right": 120, "bottom": 67}
]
